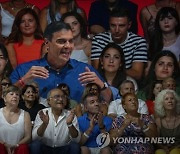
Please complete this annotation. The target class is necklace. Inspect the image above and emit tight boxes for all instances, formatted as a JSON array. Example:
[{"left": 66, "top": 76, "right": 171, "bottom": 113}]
[
  {"left": 10, "top": 1, "right": 28, "bottom": 13},
  {"left": 163, "top": 36, "right": 177, "bottom": 46}
]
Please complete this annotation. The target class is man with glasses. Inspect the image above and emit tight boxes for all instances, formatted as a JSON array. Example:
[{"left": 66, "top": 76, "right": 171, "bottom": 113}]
[{"left": 32, "top": 88, "right": 81, "bottom": 154}]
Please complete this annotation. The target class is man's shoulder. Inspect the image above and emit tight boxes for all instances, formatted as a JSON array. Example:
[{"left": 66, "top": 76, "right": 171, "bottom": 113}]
[
  {"left": 16, "top": 58, "right": 45, "bottom": 69},
  {"left": 94, "top": 32, "right": 111, "bottom": 38},
  {"left": 77, "top": 113, "right": 88, "bottom": 122},
  {"left": 128, "top": 32, "right": 146, "bottom": 42},
  {"left": 93, "top": 32, "right": 111, "bottom": 42}
]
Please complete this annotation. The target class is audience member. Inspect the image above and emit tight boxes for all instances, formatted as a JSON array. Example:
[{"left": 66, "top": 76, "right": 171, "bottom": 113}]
[
  {"left": 98, "top": 42, "right": 126, "bottom": 88},
  {"left": 28, "top": 80, "right": 48, "bottom": 107},
  {"left": 155, "top": 89, "right": 180, "bottom": 154},
  {"left": 6, "top": 8, "right": 44, "bottom": 69},
  {"left": 78, "top": 92, "right": 112, "bottom": 154},
  {"left": 19, "top": 84, "right": 45, "bottom": 123},
  {"left": 75, "top": 83, "right": 108, "bottom": 117},
  {"left": 88, "top": 0, "right": 138, "bottom": 35},
  {"left": 110, "top": 93, "right": 157, "bottom": 154},
  {"left": 91, "top": 8, "right": 147, "bottom": 81},
  {"left": 0, "top": 0, "right": 39, "bottom": 42},
  {"left": 61, "top": 11, "right": 91, "bottom": 64},
  {"left": 32, "top": 88, "right": 81, "bottom": 154},
  {"left": 108, "top": 80, "right": 148, "bottom": 119},
  {"left": 0, "top": 76, "right": 12, "bottom": 108},
  {"left": 148, "top": 7, "right": 180, "bottom": 62},
  {"left": 162, "top": 77, "right": 176, "bottom": 90},
  {"left": 40, "top": 0, "right": 86, "bottom": 32},
  {"left": 140, "top": 0, "right": 180, "bottom": 44},
  {"left": 138, "top": 50, "right": 180, "bottom": 101},
  {"left": 145, "top": 80, "right": 163, "bottom": 116},
  {"left": 58, "top": 83, "right": 78, "bottom": 109},
  {"left": 0, "top": 85, "right": 31, "bottom": 154},
  {"left": 10, "top": 21, "right": 112, "bottom": 103},
  {"left": 0, "top": 43, "right": 13, "bottom": 81}
]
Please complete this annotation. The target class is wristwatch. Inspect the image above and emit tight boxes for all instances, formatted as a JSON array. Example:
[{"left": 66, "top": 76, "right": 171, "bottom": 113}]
[{"left": 101, "top": 82, "right": 108, "bottom": 91}]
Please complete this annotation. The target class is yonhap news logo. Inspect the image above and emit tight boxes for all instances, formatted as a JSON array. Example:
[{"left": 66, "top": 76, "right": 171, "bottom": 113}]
[{"left": 96, "top": 132, "right": 110, "bottom": 148}]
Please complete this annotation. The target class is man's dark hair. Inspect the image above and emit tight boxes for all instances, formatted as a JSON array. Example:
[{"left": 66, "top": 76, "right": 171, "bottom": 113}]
[
  {"left": 109, "top": 7, "right": 131, "bottom": 21},
  {"left": 44, "top": 21, "right": 72, "bottom": 41}
]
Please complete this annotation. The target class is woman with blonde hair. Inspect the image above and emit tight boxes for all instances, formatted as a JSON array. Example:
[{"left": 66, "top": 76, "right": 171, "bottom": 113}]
[{"left": 155, "top": 89, "right": 180, "bottom": 154}]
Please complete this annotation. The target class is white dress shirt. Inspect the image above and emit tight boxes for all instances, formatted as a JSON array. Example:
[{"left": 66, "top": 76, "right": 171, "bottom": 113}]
[
  {"left": 32, "top": 108, "right": 80, "bottom": 147},
  {"left": 108, "top": 99, "right": 149, "bottom": 116}
]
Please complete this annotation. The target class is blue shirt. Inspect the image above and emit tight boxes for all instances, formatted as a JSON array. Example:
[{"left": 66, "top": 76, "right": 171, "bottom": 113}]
[
  {"left": 10, "top": 56, "right": 104, "bottom": 102},
  {"left": 78, "top": 113, "right": 112, "bottom": 148}
]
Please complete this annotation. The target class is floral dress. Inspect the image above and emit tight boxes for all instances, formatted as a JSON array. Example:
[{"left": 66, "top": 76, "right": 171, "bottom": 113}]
[{"left": 112, "top": 114, "right": 155, "bottom": 154}]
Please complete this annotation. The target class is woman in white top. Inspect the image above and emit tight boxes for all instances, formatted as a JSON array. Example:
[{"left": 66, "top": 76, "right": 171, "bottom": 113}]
[
  {"left": 61, "top": 11, "right": 91, "bottom": 64},
  {"left": 0, "top": 85, "right": 32, "bottom": 154}
]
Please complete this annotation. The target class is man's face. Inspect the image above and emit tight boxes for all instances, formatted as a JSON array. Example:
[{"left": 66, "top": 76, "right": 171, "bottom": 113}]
[
  {"left": 110, "top": 17, "right": 131, "bottom": 44},
  {"left": 120, "top": 82, "right": 135, "bottom": 96},
  {"left": 85, "top": 95, "right": 100, "bottom": 114},
  {"left": 48, "top": 89, "right": 67, "bottom": 110},
  {"left": 47, "top": 29, "right": 74, "bottom": 66}
]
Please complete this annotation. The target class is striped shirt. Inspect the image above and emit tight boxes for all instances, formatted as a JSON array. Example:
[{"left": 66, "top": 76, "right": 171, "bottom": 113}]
[{"left": 91, "top": 32, "right": 148, "bottom": 69}]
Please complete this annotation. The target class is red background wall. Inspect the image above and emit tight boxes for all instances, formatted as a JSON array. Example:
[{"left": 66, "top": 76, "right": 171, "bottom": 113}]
[{"left": 0, "top": 0, "right": 180, "bottom": 36}]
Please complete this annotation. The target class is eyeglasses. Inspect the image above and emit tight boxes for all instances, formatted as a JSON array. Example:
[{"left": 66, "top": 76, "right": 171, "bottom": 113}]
[
  {"left": 1, "top": 82, "right": 11, "bottom": 86},
  {"left": 50, "top": 95, "right": 66, "bottom": 100}
]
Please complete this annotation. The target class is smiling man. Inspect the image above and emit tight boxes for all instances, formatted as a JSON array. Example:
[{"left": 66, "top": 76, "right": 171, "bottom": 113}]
[
  {"left": 10, "top": 21, "right": 112, "bottom": 103},
  {"left": 32, "top": 88, "right": 81, "bottom": 154}
]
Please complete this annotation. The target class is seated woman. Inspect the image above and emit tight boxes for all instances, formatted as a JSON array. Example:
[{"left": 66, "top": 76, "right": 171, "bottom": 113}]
[
  {"left": 108, "top": 80, "right": 148, "bottom": 119},
  {"left": 110, "top": 93, "right": 157, "bottom": 154},
  {"left": 154, "top": 89, "right": 180, "bottom": 154},
  {"left": 5, "top": 8, "right": 44, "bottom": 69},
  {"left": 145, "top": 80, "right": 163, "bottom": 116},
  {"left": 138, "top": 50, "right": 180, "bottom": 101},
  {"left": 0, "top": 85, "right": 31, "bottom": 154},
  {"left": 0, "top": 0, "right": 39, "bottom": 42},
  {"left": 39, "top": 0, "right": 86, "bottom": 32},
  {"left": 61, "top": 12, "right": 91, "bottom": 64},
  {"left": 19, "top": 84, "right": 45, "bottom": 123},
  {"left": 0, "top": 76, "right": 12, "bottom": 108}
]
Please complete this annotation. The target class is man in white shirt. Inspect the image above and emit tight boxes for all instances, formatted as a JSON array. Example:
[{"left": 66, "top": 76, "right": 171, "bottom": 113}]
[
  {"left": 32, "top": 88, "right": 81, "bottom": 154},
  {"left": 108, "top": 80, "right": 148, "bottom": 119}
]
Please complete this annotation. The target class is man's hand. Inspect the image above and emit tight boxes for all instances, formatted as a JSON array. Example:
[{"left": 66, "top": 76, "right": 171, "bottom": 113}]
[
  {"left": 39, "top": 110, "right": 49, "bottom": 126},
  {"left": 78, "top": 67, "right": 104, "bottom": 88},
  {"left": 22, "top": 66, "right": 49, "bottom": 83},
  {"left": 66, "top": 109, "right": 75, "bottom": 125}
]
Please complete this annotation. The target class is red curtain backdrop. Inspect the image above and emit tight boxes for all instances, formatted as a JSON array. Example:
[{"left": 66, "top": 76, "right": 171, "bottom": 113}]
[{"left": 0, "top": 0, "right": 180, "bottom": 36}]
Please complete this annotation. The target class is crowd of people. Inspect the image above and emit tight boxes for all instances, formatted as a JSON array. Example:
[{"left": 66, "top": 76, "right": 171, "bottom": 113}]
[{"left": 0, "top": 0, "right": 179, "bottom": 154}]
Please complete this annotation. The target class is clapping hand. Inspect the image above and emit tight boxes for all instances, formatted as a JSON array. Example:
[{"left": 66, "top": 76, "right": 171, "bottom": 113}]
[
  {"left": 66, "top": 109, "right": 75, "bottom": 125},
  {"left": 39, "top": 110, "right": 49, "bottom": 126}
]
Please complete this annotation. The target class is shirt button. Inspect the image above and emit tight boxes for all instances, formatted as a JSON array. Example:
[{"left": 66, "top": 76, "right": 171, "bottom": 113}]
[
  {"left": 56, "top": 84, "right": 59, "bottom": 87},
  {"left": 57, "top": 72, "right": 60, "bottom": 75}
]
